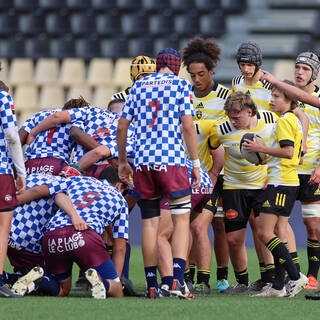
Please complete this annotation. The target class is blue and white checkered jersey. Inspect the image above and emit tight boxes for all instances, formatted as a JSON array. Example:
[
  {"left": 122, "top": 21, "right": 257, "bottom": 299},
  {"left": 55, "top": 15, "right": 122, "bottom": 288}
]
[
  {"left": 0, "top": 90, "right": 19, "bottom": 174},
  {"left": 21, "top": 109, "right": 76, "bottom": 163},
  {"left": 185, "top": 158, "right": 212, "bottom": 187},
  {"left": 47, "top": 176, "right": 129, "bottom": 239},
  {"left": 9, "top": 174, "right": 68, "bottom": 253},
  {"left": 120, "top": 72, "right": 194, "bottom": 167}
]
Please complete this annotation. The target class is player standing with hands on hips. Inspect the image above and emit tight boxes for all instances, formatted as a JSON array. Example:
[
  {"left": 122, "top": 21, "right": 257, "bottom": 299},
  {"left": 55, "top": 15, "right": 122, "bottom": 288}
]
[
  {"left": 0, "top": 75, "right": 27, "bottom": 297},
  {"left": 117, "top": 48, "right": 200, "bottom": 299}
]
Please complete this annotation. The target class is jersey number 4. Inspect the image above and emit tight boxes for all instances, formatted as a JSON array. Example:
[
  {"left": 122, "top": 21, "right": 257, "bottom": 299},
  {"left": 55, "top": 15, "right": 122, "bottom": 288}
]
[{"left": 75, "top": 191, "right": 101, "bottom": 208}]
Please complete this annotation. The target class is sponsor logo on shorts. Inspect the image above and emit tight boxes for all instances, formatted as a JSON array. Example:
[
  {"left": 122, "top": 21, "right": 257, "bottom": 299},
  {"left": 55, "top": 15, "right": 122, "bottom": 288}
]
[
  {"left": 48, "top": 232, "right": 85, "bottom": 253},
  {"left": 225, "top": 209, "right": 238, "bottom": 219},
  {"left": 314, "top": 189, "right": 320, "bottom": 196},
  {"left": 136, "top": 164, "right": 168, "bottom": 172},
  {"left": 262, "top": 200, "right": 271, "bottom": 208},
  {"left": 192, "top": 186, "right": 214, "bottom": 195},
  {"left": 4, "top": 194, "right": 12, "bottom": 202}
]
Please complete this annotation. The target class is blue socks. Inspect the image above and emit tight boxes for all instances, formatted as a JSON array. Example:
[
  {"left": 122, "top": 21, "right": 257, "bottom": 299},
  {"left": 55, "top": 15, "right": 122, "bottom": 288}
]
[
  {"left": 173, "top": 258, "right": 186, "bottom": 286},
  {"left": 144, "top": 266, "right": 158, "bottom": 289}
]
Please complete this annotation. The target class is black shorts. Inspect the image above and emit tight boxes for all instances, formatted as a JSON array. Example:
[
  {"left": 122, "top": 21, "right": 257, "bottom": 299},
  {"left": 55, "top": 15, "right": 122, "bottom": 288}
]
[
  {"left": 204, "top": 175, "right": 223, "bottom": 214},
  {"left": 260, "top": 185, "right": 299, "bottom": 217},
  {"left": 297, "top": 174, "right": 320, "bottom": 202},
  {"left": 222, "top": 188, "right": 265, "bottom": 233}
]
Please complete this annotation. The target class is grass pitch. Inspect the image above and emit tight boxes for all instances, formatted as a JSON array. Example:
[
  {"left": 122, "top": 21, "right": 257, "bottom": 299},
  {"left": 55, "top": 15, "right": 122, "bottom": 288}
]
[{"left": 2, "top": 248, "right": 320, "bottom": 320}]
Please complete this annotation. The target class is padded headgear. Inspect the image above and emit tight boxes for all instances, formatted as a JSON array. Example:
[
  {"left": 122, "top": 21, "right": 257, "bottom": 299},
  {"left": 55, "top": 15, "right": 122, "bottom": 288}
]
[
  {"left": 156, "top": 48, "right": 181, "bottom": 76},
  {"left": 236, "top": 42, "right": 262, "bottom": 68},
  {"left": 130, "top": 55, "right": 156, "bottom": 82},
  {"left": 296, "top": 51, "right": 320, "bottom": 83}
]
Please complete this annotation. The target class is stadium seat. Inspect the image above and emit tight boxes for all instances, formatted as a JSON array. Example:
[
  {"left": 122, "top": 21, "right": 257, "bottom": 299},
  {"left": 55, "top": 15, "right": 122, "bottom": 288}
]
[
  {"left": 71, "top": 11, "right": 97, "bottom": 37},
  {"left": 222, "top": 0, "right": 247, "bottom": 13},
  {"left": 39, "top": 84, "right": 64, "bottom": 109},
  {"left": 195, "top": 0, "right": 221, "bottom": 12},
  {"left": 13, "top": 84, "right": 39, "bottom": 113},
  {"left": 92, "top": 86, "right": 116, "bottom": 109},
  {"left": 128, "top": 37, "right": 154, "bottom": 58},
  {"left": 50, "top": 36, "right": 76, "bottom": 59},
  {"left": 92, "top": 0, "right": 117, "bottom": 11},
  {"left": 0, "top": 11, "right": 19, "bottom": 37},
  {"left": 174, "top": 11, "right": 200, "bottom": 37},
  {"left": 200, "top": 11, "right": 226, "bottom": 38},
  {"left": 0, "top": 0, "right": 14, "bottom": 10},
  {"left": 76, "top": 36, "right": 101, "bottom": 60},
  {"left": 170, "top": 0, "right": 196, "bottom": 13},
  {"left": 149, "top": 10, "right": 174, "bottom": 37},
  {"left": 34, "top": 58, "right": 59, "bottom": 86},
  {"left": 142, "top": 0, "right": 171, "bottom": 13},
  {"left": 14, "top": 0, "right": 39, "bottom": 12},
  {"left": 9, "top": 58, "right": 34, "bottom": 86},
  {"left": 46, "top": 11, "right": 71, "bottom": 36},
  {"left": 87, "top": 58, "right": 113, "bottom": 87},
  {"left": 67, "top": 0, "right": 92, "bottom": 11},
  {"left": 113, "top": 58, "right": 132, "bottom": 90},
  {"left": 117, "top": 0, "right": 142, "bottom": 12},
  {"left": 2, "top": 36, "right": 26, "bottom": 59},
  {"left": 26, "top": 35, "right": 51, "bottom": 59},
  {"left": 96, "top": 10, "right": 122, "bottom": 37},
  {"left": 154, "top": 35, "right": 180, "bottom": 56},
  {"left": 39, "top": 0, "right": 67, "bottom": 11},
  {"left": 59, "top": 58, "right": 86, "bottom": 87},
  {"left": 121, "top": 11, "right": 149, "bottom": 38},
  {"left": 67, "top": 84, "right": 92, "bottom": 102},
  {"left": 273, "top": 60, "right": 295, "bottom": 82},
  {"left": 19, "top": 11, "right": 46, "bottom": 36},
  {"left": 101, "top": 37, "right": 129, "bottom": 59}
]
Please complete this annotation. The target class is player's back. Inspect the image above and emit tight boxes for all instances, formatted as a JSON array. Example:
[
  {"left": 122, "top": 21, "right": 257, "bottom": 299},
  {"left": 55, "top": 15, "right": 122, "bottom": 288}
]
[{"left": 21, "top": 109, "right": 76, "bottom": 163}]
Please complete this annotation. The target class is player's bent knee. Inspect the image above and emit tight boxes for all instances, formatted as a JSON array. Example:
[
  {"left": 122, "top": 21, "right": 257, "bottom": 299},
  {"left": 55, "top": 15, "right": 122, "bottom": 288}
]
[
  {"left": 169, "top": 199, "right": 191, "bottom": 215},
  {"left": 138, "top": 199, "right": 160, "bottom": 219},
  {"left": 108, "top": 279, "right": 123, "bottom": 298}
]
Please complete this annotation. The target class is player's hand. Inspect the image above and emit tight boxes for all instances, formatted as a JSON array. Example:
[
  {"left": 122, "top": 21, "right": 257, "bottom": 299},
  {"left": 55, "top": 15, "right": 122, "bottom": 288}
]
[
  {"left": 259, "top": 69, "right": 276, "bottom": 84},
  {"left": 308, "top": 165, "right": 320, "bottom": 187},
  {"left": 71, "top": 215, "right": 89, "bottom": 231},
  {"left": 191, "top": 167, "right": 200, "bottom": 188},
  {"left": 15, "top": 176, "right": 26, "bottom": 192},
  {"left": 118, "top": 162, "right": 133, "bottom": 187},
  {"left": 243, "top": 135, "right": 263, "bottom": 153}
]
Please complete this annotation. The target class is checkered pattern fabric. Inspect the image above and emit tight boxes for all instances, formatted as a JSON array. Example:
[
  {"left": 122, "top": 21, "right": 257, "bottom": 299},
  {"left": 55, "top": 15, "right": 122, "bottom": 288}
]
[
  {"left": 121, "top": 72, "right": 194, "bottom": 167},
  {"left": 22, "top": 109, "right": 77, "bottom": 163},
  {"left": 0, "top": 90, "right": 18, "bottom": 174},
  {"left": 9, "top": 174, "right": 68, "bottom": 253},
  {"left": 185, "top": 159, "right": 212, "bottom": 187},
  {"left": 47, "top": 176, "right": 129, "bottom": 239}
]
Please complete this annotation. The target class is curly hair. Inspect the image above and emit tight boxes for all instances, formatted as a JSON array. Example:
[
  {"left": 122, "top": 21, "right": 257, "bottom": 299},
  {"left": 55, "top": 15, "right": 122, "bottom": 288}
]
[
  {"left": 182, "top": 36, "right": 221, "bottom": 71},
  {"left": 63, "top": 96, "right": 89, "bottom": 110},
  {"left": 224, "top": 91, "right": 257, "bottom": 116}
]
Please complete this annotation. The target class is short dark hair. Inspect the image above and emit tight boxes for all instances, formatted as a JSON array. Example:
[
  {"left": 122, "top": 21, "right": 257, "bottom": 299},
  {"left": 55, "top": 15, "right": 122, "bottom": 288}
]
[
  {"left": 107, "top": 98, "right": 125, "bottom": 111},
  {"left": 63, "top": 96, "right": 89, "bottom": 110},
  {"left": 273, "top": 80, "right": 298, "bottom": 110},
  {"left": 98, "top": 166, "right": 128, "bottom": 190},
  {"left": 0, "top": 80, "right": 9, "bottom": 92}
]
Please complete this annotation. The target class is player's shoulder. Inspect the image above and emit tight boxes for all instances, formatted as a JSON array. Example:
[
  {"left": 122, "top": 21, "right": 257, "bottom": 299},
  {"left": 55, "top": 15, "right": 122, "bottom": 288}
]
[
  {"left": 213, "top": 82, "right": 231, "bottom": 99},
  {"left": 258, "top": 110, "right": 278, "bottom": 124},
  {"left": 261, "top": 80, "right": 272, "bottom": 90},
  {"left": 216, "top": 117, "right": 233, "bottom": 135},
  {"left": 232, "top": 75, "right": 244, "bottom": 87}
]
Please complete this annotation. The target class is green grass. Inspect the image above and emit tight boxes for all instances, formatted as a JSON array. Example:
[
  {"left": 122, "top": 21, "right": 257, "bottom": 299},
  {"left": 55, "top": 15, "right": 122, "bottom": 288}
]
[{"left": 2, "top": 248, "right": 320, "bottom": 320}]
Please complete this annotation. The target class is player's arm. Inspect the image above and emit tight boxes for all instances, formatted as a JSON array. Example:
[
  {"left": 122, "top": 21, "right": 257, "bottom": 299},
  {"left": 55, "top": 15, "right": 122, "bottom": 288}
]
[
  {"left": 309, "top": 164, "right": 320, "bottom": 187},
  {"left": 181, "top": 114, "right": 200, "bottom": 188},
  {"left": 18, "top": 128, "right": 28, "bottom": 146},
  {"left": 112, "top": 238, "right": 126, "bottom": 277},
  {"left": 16, "top": 185, "right": 50, "bottom": 203},
  {"left": 117, "top": 117, "right": 132, "bottom": 186},
  {"left": 70, "top": 126, "right": 100, "bottom": 150},
  {"left": 208, "top": 146, "right": 224, "bottom": 187},
  {"left": 54, "top": 192, "right": 88, "bottom": 231},
  {"left": 27, "top": 111, "right": 72, "bottom": 144},
  {"left": 76, "top": 145, "right": 111, "bottom": 171},
  {"left": 261, "top": 69, "right": 320, "bottom": 108},
  {"left": 293, "top": 107, "right": 309, "bottom": 155}
]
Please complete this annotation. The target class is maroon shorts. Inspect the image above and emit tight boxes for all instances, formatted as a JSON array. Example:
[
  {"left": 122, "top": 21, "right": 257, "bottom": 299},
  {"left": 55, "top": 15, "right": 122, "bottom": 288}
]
[
  {"left": 7, "top": 246, "right": 44, "bottom": 271},
  {"left": 0, "top": 174, "right": 19, "bottom": 211},
  {"left": 25, "top": 157, "right": 67, "bottom": 176},
  {"left": 160, "top": 185, "right": 212, "bottom": 213},
  {"left": 43, "top": 226, "right": 110, "bottom": 275},
  {"left": 133, "top": 165, "right": 191, "bottom": 199},
  {"left": 86, "top": 163, "right": 112, "bottom": 179}
]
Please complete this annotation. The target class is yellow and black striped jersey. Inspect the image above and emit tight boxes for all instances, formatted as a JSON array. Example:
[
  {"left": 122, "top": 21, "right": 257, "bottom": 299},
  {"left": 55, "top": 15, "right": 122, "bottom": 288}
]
[
  {"left": 192, "top": 82, "right": 231, "bottom": 121},
  {"left": 109, "top": 87, "right": 131, "bottom": 102},
  {"left": 267, "top": 112, "right": 302, "bottom": 186},
  {"left": 232, "top": 75, "right": 272, "bottom": 111},
  {"left": 298, "top": 86, "right": 320, "bottom": 174},
  {"left": 208, "top": 111, "right": 278, "bottom": 190}
]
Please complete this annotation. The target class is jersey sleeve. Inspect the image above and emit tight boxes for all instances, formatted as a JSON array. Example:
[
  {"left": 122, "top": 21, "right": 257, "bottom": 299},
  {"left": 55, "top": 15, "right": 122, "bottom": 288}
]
[
  {"left": 208, "top": 124, "right": 221, "bottom": 149},
  {"left": 112, "top": 197, "right": 129, "bottom": 239},
  {"left": 120, "top": 85, "right": 136, "bottom": 122},
  {"left": 276, "top": 115, "right": 295, "bottom": 147},
  {"left": 178, "top": 79, "right": 194, "bottom": 117},
  {"left": 0, "top": 91, "right": 17, "bottom": 129}
]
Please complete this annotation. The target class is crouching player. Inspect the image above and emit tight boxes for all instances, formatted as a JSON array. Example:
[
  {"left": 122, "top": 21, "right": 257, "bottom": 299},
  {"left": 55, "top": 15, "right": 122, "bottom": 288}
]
[{"left": 12, "top": 168, "right": 129, "bottom": 299}]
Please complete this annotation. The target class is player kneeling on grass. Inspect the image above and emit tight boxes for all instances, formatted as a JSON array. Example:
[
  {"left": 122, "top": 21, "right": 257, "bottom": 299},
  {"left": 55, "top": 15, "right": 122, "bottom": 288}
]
[
  {"left": 243, "top": 80, "right": 308, "bottom": 297},
  {"left": 12, "top": 168, "right": 129, "bottom": 299}
]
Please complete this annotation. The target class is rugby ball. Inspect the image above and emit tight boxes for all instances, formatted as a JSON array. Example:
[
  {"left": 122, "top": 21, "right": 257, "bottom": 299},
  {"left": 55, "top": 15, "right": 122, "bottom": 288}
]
[{"left": 240, "top": 133, "right": 267, "bottom": 165}]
